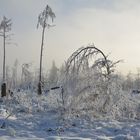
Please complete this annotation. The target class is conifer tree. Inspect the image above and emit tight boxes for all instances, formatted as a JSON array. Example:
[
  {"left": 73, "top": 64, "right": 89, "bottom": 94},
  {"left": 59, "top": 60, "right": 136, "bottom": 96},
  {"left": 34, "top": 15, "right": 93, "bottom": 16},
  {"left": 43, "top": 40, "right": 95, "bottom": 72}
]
[
  {"left": 37, "top": 5, "right": 55, "bottom": 95},
  {"left": 0, "top": 16, "right": 12, "bottom": 97}
]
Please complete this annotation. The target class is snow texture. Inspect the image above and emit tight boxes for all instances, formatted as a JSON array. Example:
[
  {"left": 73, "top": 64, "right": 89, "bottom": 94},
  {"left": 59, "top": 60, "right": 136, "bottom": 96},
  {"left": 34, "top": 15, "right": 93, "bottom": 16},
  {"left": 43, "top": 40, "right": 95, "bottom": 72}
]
[{"left": 0, "top": 90, "right": 140, "bottom": 140}]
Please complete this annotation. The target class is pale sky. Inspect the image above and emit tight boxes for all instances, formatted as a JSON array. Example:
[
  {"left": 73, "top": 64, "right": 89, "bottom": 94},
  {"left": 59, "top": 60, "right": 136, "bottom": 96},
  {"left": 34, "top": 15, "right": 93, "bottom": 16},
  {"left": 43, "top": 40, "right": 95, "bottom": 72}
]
[{"left": 0, "top": 0, "right": 140, "bottom": 75}]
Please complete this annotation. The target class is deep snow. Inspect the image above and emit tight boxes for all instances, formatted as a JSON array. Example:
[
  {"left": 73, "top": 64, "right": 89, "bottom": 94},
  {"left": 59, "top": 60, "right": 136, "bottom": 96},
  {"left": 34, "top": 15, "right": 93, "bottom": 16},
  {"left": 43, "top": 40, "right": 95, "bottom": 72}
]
[
  {"left": 0, "top": 109, "right": 140, "bottom": 140},
  {"left": 0, "top": 91, "right": 140, "bottom": 140}
]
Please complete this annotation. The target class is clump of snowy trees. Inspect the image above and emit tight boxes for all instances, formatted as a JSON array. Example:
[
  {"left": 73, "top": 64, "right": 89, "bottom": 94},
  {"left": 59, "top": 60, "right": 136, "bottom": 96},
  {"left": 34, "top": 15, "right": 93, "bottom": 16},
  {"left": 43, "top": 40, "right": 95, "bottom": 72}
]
[
  {"left": 1, "top": 4, "right": 140, "bottom": 122},
  {"left": 0, "top": 43, "right": 140, "bottom": 121}
]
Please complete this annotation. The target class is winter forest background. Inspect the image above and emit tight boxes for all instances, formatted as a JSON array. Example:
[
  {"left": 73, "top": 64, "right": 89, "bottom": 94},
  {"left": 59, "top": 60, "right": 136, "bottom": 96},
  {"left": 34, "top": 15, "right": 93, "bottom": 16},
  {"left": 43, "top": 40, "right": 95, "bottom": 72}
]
[{"left": 0, "top": 0, "right": 140, "bottom": 139}]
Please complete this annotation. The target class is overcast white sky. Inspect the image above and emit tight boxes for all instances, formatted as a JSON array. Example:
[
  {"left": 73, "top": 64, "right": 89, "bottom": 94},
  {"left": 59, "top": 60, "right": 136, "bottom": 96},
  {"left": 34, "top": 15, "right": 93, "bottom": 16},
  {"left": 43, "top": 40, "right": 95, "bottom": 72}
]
[{"left": 0, "top": 0, "right": 140, "bottom": 75}]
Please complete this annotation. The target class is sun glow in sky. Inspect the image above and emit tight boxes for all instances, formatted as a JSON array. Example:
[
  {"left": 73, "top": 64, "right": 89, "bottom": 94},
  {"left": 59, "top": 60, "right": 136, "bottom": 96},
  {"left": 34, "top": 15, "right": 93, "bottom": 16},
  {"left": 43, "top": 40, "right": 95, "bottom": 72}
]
[{"left": 0, "top": 0, "right": 140, "bottom": 75}]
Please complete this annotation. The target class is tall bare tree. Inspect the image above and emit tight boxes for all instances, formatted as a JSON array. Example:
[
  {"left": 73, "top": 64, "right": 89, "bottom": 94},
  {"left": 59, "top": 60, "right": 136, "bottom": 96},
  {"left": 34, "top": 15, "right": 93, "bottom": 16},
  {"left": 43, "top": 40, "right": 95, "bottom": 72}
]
[
  {"left": 37, "top": 5, "right": 55, "bottom": 95},
  {"left": 0, "top": 16, "right": 12, "bottom": 97}
]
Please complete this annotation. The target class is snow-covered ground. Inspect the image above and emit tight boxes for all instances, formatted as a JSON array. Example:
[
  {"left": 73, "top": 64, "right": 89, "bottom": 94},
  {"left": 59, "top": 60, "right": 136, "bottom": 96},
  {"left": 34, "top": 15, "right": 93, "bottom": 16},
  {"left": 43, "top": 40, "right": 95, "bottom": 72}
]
[
  {"left": 1, "top": 108, "right": 140, "bottom": 140},
  {"left": 0, "top": 91, "right": 140, "bottom": 140}
]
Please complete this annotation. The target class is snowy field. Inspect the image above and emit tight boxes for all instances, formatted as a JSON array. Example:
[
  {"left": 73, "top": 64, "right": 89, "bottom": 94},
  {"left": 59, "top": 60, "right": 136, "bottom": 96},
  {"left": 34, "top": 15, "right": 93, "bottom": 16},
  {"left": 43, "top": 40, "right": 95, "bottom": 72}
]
[
  {"left": 0, "top": 110, "right": 140, "bottom": 140},
  {"left": 1, "top": 0, "right": 140, "bottom": 139},
  {"left": 0, "top": 91, "right": 140, "bottom": 140}
]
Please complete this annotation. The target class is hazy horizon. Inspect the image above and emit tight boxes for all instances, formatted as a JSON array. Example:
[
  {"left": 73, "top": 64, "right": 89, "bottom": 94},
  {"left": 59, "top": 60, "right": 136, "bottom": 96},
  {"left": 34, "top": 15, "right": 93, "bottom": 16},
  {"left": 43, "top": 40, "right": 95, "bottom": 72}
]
[{"left": 0, "top": 0, "right": 140, "bottom": 75}]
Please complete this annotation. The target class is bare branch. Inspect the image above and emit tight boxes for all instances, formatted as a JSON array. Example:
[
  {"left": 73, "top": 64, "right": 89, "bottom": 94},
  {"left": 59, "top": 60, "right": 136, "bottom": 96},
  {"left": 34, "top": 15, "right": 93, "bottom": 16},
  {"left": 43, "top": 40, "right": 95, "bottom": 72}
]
[{"left": 65, "top": 44, "right": 121, "bottom": 80}]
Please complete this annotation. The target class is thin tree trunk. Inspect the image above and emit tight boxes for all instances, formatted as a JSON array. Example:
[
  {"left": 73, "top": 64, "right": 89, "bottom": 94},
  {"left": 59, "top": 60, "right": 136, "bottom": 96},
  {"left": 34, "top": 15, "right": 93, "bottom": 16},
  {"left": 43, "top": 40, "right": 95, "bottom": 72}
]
[
  {"left": 38, "top": 24, "right": 46, "bottom": 95},
  {"left": 1, "top": 27, "right": 6, "bottom": 97},
  {"left": 3, "top": 28, "right": 5, "bottom": 82}
]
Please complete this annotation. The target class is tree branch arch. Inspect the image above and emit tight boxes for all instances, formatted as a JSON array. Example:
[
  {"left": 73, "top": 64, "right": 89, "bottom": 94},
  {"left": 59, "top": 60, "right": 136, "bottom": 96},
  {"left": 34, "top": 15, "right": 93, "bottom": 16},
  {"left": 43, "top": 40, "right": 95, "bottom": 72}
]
[{"left": 65, "top": 44, "right": 120, "bottom": 78}]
